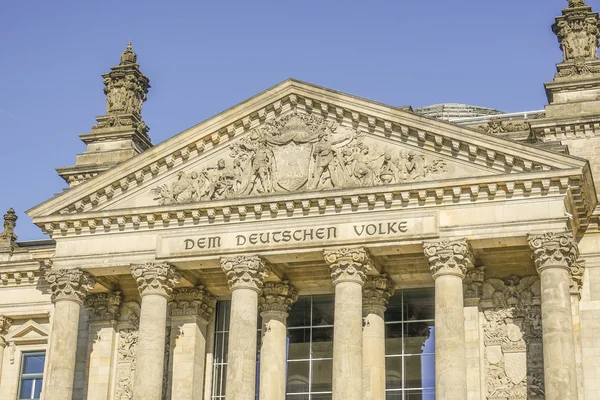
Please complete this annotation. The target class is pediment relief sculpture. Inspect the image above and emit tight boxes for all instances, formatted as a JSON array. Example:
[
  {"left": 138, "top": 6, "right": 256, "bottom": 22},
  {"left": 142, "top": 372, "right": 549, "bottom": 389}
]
[{"left": 150, "top": 112, "right": 447, "bottom": 205}]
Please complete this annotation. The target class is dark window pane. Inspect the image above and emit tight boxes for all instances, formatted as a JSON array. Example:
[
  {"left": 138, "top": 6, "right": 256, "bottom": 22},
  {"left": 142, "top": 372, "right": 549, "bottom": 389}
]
[
  {"left": 23, "top": 354, "right": 45, "bottom": 374},
  {"left": 288, "top": 297, "right": 311, "bottom": 327},
  {"left": 404, "top": 323, "right": 435, "bottom": 355},
  {"left": 385, "top": 356, "right": 403, "bottom": 389},
  {"left": 386, "top": 391, "right": 403, "bottom": 400},
  {"left": 403, "top": 289, "right": 435, "bottom": 321},
  {"left": 34, "top": 379, "right": 43, "bottom": 398},
  {"left": 311, "top": 327, "right": 333, "bottom": 359},
  {"left": 287, "top": 328, "right": 311, "bottom": 360},
  {"left": 405, "top": 354, "right": 435, "bottom": 389},
  {"left": 405, "top": 389, "right": 436, "bottom": 400},
  {"left": 385, "top": 292, "right": 403, "bottom": 323},
  {"left": 312, "top": 295, "right": 334, "bottom": 326},
  {"left": 385, "top": 324, "right": 403, "bottom": 355},
  {"left": 215, "top": 332, "right": 228, "bottom": 363},
  {"left": 19, "top": 378, "right": 34, "bottom": 399},
  {"left": 311, "top": 394, "right": 333, "bottom": 400},
  {"left": 286, "top": 395, "right": 309, "bottom": 400},
  {"left": 311, "top": 359, "right": 332, "bottom": 392},
  {"left": 286, "top": 361, "right": 309, "bottom": 393}
]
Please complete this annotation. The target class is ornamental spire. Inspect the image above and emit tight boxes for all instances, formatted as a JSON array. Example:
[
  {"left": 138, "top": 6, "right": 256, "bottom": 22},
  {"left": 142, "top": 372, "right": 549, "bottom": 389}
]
[
  {"left": 0, "top": 208, "right": 18, "bottom": 252},
  {"left": 552, "top": 0, "right": 600, "bottom": 76},
  {"left": 56, "top": 42, "right": 153, "bottom": 187}
]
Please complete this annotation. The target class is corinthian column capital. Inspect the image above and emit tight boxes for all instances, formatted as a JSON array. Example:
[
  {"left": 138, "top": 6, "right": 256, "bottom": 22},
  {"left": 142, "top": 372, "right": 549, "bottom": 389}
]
[
  {"left": 259, "top": 281, "right": 299, "bottom": 314},
  {"left": 169, "top": 286, "right": 216, "bottom": 322},
  {"left": 363, "top": 274, "right": 395, "bottom": 311},
  {"left": 528, "top": 232, "right": 579, "bottom": 273},
  {"left": 220, "top": 255, "right": 270, "bottom": 292},
  {"left": 324, "top": 247, "right": 372, "bottom": 285},
  {"left": 84, "top": 292, "right": 122, "bottom": 322},
  {"left": 45, "top": 268, "right": 95, "bottom": 304},
  {"left": 423, "top": 239, "right": 474, "bottom": 279},
  {"left": 130, "top": 263, "right": 181, "bottom": 298}
]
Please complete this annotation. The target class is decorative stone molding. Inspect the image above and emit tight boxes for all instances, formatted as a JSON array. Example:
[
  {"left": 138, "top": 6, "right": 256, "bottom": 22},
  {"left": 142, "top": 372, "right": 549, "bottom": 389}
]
[
  {"left": 84, "top": 292, "right": 122, "bottom": 322},
  {"left": 324, "top": 247, "right": 372, "bottom": 285},
  {"left": 477, "top": 118, "right": 531, "bottom": 134},
  {"left": 150, "top": 111, "right": 448, "bottom": 205},
  {"left": 0, "top": 270, "right": 38, "bottom": 286},
  {"left": 423, "top": 239, "right": 474, "bottom": 279},
  {"left": 0, "top": 315, "right": 12, "bottom": 347},
  {"left": 528, "top": 232, "right": 579, "bottom": 272},
  {"left": 570, "top": 259, "right": 585, "bottom": 297},
  {"left": 220, "top": 255, "right": 270, "bottom": 292},
  {"left": 362, "top": 274, "right": 395, "bottom": 310},
  {"left": 168, "top": 286, "right": 216, "bottom": 321},
  {"left": 463, "top": 266, "right": 486, "bottom": 302},
  {"left": 481, "top": 275, "right": 543, "bottom": 399},
  {"left": 130, "top": 263, "right": 181, "bottom": 298},
  {"left": 0, "top": 208, "right": 18, "bottom": 252},
  {"left": 553, "top": 0, "right": 599, "bottom": 64},
  {"left": 44, "top": 268, "right": 95, "bottom": 304},
  {"left": 258, "top": 281, "right": 299, "bottom": 314}
]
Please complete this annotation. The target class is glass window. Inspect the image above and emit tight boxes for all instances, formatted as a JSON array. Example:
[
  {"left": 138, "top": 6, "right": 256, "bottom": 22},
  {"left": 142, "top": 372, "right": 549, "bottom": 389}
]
[
  {"left": 384, "top": 288, "right": 436, "bottom": 399},
  {"left": 18, "top": 352, "right": 45, "bottom": 400},
  {"left": 212, "top": 288, "right": 436, "bottom": 399}
]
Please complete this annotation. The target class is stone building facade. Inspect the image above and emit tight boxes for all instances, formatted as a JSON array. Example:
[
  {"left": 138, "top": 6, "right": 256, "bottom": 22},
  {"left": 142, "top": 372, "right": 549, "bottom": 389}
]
[{"left": 2, "top": 1, "right": 600, "bottom": 399}]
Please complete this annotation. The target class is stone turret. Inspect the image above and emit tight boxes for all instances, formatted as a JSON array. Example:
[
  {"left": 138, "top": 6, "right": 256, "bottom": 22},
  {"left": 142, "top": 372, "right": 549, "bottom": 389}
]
[
  {"left": 545, "top": 0, "right": 600, "bottom": 117},
  {"left": 0, "top": 208, "right": 18, "bottom": 252},
  {"left": 56, "top": 42, "right": 153, "bottom": 187}
]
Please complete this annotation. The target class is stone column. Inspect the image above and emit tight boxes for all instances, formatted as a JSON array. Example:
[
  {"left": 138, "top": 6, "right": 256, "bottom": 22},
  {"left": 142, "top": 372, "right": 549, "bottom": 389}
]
[
  {"left": 569, "top": 260, "right": 585, "bottom": 400},
  {"left": 0, "top": 315, "right": 13, "bottom": 384},
  {"left": 168, "top": 286, "right": 216, "bottom": 400},
  {"left": 84, "top": 292, "right": 122, "bottom": 400},
  {"left": 130, "top": 263, "right": 181, "bottom": 400},
  {"left": 362, "top": 274, "right": 395, "bottom": 400},
  {"left": 423, "top": 239, "right": 473, "bottom": 400},
  {"left": 462, "top": 267, "right": 485, "bottom": 400},
  {"left": 203, "top": 312, "right": 216, "bottom": 400},
  {"left": 529, "top": 233, "right": 580, "bottom": 400},
  {"left": 221, "top": 255, "right": 269, "bottom": 400},
  {"left": 324, "top": 247, "right": 372, "bottom": 400},
  {"left": 43, "top": 268, "right": 95, "bottom": 400},
  {"left": 258, "top": 281, "right": 299, "bottom": 400}
]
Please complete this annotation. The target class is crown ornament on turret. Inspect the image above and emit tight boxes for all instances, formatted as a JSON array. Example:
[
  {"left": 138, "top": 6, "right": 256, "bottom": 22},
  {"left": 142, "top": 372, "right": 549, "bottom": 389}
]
[
  {"left": 0, "top": 208, "right": 18, "bottom": 252},
  {"left": 93, "top": 42, "right": 150, "bottom": 135},
  {"left": 552, "top": 0, "right": 600, "bottom": 77}
]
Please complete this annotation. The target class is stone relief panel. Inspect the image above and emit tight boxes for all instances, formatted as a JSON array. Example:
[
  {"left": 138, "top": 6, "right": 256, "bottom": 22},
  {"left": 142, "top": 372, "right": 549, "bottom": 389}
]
[
  {"left": 481, "top": 276, "right": 544, "bottom": 400},
  {"left": 150, "top": 112, "right": 449, "bottom": 205},
  {"left": 114, "top": 301, "right": 140, "bottom": 400}
]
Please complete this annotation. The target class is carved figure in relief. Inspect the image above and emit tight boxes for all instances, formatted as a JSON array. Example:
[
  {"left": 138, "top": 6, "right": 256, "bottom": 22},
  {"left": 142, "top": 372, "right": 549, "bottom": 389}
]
[{"left": 151, "top": 112, "right": 448, "bottom": 204}]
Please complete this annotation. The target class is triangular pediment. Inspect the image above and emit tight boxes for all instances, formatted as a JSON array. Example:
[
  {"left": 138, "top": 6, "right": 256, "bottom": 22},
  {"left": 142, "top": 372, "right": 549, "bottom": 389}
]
[
  {"left": 28, "top": 79, "right": 593, "bottom": 227},
  {"left": 5, "top": 320, "right": 49, "bottom": 344}
]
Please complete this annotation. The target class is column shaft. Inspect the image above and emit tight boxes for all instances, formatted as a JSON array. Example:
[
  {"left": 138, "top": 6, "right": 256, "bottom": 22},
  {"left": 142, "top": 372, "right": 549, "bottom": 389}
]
[
  {"left": 170, "top": 317, "right": 208, "bottom": 399},
  {"left": 203, "top": 313, "right": 216, "bottom": 400},
  {"left": 529, "top": 232, "right": 580, "bottom": 400},
  {"left": 539, "top": 267, "right": 578, "bottom": 400},
  {"left": 130, "top": 262, "right": 180, "bottom": 400},
  {"left": 423, "top": 239, "right": 473, "bottom": 400},
  {"left": 86, "top": 322, "right": 118, "bottom": 400},
  {"left": 435, "top": 274, "right": 467, "bottom": 400},
  {"left": 363, "top": 306, "right": 385, "bottom": 400},
  {"left": 259, "top": 311, "right": 288, "bottom": 400},
  {"left": 43, "top": 268, "right": 94, "bottom": 400},
  {"left": 333, "top": 281, "right": 363, "bottom": 400},
  {"left": 133, "top": 294, "right": 168, "bottom": 400},
  {"left": 220, "top": 255, "right": 269, "bottom": 400},
  {"left": 226, "top": 288, "right": 259, "bottom": 399},
  {"left": 45, "top": 299, "right": 83, "bottom": 400}
]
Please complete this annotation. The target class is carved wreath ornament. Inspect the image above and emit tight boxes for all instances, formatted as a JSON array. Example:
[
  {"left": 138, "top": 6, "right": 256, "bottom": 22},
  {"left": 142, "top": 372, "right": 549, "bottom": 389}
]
[{"left": 151, "top": 112, "right": 447, "bottom": 205}]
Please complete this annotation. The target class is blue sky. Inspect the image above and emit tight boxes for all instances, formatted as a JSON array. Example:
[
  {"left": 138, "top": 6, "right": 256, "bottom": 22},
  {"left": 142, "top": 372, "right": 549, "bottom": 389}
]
[{"left": 0, "top": 0, "right": 580, "bottom": 240}]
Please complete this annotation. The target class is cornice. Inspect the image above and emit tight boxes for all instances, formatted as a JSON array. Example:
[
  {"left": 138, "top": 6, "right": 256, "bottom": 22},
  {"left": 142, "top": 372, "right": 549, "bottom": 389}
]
[
  {"left": 34, "top": 169, "right": 593, "bottom": 238},
  {"left": 28, "top": 79, "right": 588, "bottom": 221}
]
